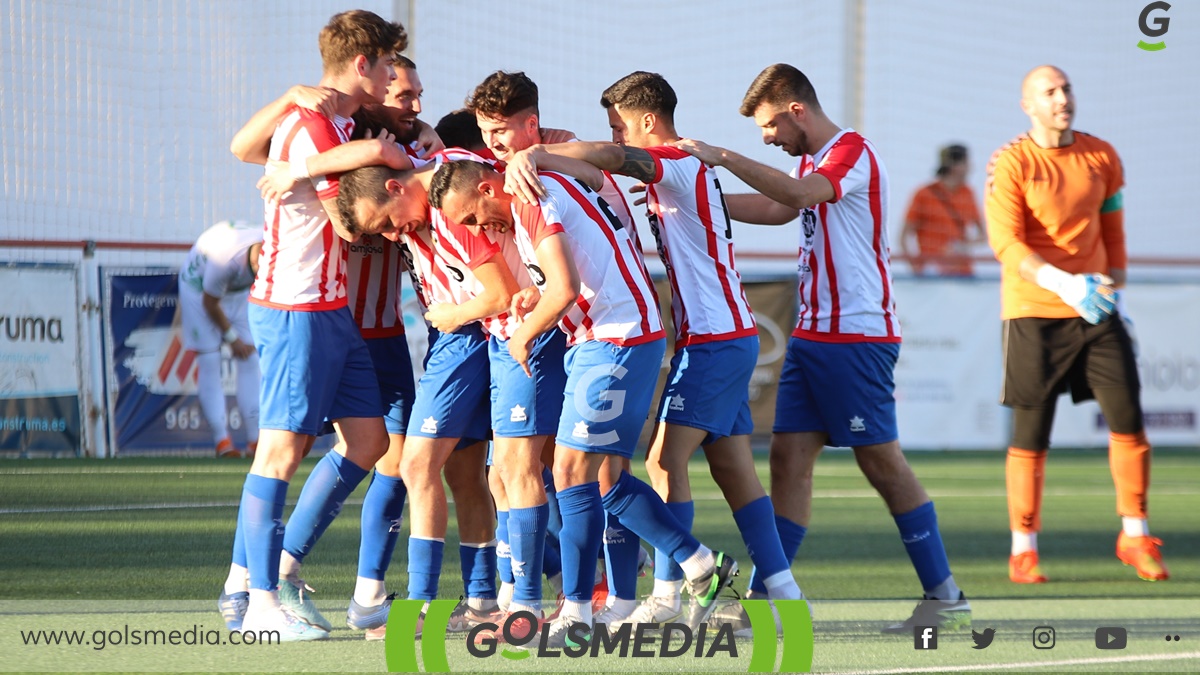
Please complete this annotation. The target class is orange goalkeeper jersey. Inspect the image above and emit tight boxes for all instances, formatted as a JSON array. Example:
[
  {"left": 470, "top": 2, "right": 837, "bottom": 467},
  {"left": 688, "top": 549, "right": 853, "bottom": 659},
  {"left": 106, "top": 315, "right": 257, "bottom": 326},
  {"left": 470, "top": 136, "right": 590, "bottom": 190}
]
[{"left": 985, "top": 131, "right": 1126, "bottom": 319}]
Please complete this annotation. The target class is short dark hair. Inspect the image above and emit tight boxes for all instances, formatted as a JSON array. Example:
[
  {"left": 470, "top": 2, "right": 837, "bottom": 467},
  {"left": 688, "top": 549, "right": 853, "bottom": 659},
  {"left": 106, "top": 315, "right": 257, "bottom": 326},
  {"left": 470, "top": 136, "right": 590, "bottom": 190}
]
[
  {"left": 600, "top": 71, "right": 677, "bottom": 122},
  {"left": 336, "top": 165, "right": 403, "bottom": 236},
  {"left": 350, "top": 104, "right": 415, "bottom": 142},
  {"left": 428, "top": 160, "right": 497, "bottom": 210},
  {"left": 318, "top": 10, "right": 407, "bottom": 73},
  {"left": 466, "top": 71, "right": 539, "bottom": 119},
  {"left": 739, "top": 63, "right": 821, "bottom": 117},
  {"left": 937, "top": 143, "right": 969, "bottom": 176},
  {"left": 395, "top": 54, "right": 416, "bottom": 70},
  {"left": 435, "top": 109, "right": 484, "bottom": 152}
]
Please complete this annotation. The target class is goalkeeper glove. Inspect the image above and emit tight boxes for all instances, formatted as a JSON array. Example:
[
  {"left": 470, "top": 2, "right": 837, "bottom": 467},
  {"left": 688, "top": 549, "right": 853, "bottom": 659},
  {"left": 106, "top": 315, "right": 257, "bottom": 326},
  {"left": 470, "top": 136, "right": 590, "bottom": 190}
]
[{"left": 1035, "top": 266, "right": 1116, "bottom": 325}]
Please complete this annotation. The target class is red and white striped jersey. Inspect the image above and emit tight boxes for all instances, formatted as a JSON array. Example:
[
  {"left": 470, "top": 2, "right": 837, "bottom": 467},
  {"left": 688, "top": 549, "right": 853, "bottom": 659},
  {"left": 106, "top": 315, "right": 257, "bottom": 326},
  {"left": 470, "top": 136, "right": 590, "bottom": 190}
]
[
  {"left": 344, "top": 234, "right": 405, "bottom": 337},
  {"left": 251, "top": 107, "right": 355, "bottom": 311},
  {"left": 643, "top": 146, "right": 756, "bottom": 347},
  {"left": 791, "top": 130, "right": 900, "bottom": 342},
  {"left": 511, "top": 171, "right": 665, "bottom": 347}
]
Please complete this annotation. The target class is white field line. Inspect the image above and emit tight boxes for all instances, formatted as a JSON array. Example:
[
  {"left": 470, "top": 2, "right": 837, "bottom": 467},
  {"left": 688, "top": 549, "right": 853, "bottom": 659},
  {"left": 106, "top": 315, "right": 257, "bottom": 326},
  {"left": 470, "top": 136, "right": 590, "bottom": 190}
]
[{"left": 830, "top": 650, "right": 1200, "bottom": 674}]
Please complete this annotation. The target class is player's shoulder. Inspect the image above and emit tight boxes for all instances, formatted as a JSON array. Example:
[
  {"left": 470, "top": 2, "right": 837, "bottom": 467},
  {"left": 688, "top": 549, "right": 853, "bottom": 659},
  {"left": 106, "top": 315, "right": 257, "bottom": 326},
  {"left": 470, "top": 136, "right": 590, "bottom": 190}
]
[
  {"left": 1073, "top": 131, "right": 1120, "bottom": 159},
  {"left": 987, "top": 134, "right": 1033, "bottom": 176},
  {"left": 644, "top": 145, "right": 692, "bottom": 162}
]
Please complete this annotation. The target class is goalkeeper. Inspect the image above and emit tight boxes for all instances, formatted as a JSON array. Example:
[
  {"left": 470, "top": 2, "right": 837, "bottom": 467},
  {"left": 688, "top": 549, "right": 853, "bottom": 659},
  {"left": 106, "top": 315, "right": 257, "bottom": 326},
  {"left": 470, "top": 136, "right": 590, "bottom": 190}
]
[{"left": 985, "top": 65, "right": 1166, "bottom": 585}]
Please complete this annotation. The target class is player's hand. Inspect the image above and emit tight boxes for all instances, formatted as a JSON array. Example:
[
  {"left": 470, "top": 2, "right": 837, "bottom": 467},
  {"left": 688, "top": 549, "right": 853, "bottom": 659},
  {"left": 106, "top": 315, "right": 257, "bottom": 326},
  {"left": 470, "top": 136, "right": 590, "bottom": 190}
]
[
  {"left": 414, "top": 119, "right": 445, "bottom": 156},
  {"left": 424, "top": 303, "right": 464, "bottom": 333},
  {"left": 510, "top": 287, "right": 541, "bottom": 321},
  {"left": 539, "top": 128, "right": 577, "bottom": 145},
  {"left": 257, "top": 161, "right": 297, "bottom": 202},
  {"left": 508, "top": 335, "right": 533, "bottom": 377},
  {"left": 671, "top": 138, "right": 725, "bottom": 167},
  {"left": 627, "top": 182, "right": 648, "bottom": 207},
  {"left": 230, "top": 339, "right": 255, "bottom": 360},
  {"left": 290, "top": 85, "right": 341, "bottom": 120},
  {"left": 1060, "top": 273, "right": 1117, "bottom": 324},
  {"left": 504, "top": 148, "right": 547, "bottom": 205}
]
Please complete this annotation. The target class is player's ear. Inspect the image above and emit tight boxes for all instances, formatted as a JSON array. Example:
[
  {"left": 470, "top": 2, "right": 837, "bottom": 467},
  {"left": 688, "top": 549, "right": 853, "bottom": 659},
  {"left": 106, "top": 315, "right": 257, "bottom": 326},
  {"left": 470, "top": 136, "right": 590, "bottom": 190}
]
[
  {"left": 385, "top": 178, "right": 404, "bottom": 196},
  {"left": 525, "top": 112, "right": 540, "bottom": 136},
  {"left": 788, "top": 101, "right": 805, "bottom": 120},
  {"left": 353, "top": 54, "right": 370, "bottom": 78},
  {"left": 641, "top": 112, "right": 655, "bottom": 134}
]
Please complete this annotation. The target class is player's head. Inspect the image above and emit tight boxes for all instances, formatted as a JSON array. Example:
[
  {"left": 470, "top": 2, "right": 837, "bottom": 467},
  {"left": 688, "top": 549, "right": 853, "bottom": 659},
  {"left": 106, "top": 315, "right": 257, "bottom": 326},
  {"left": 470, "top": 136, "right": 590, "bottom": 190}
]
[
  {"left": 435, "top": 109, "right": 487, "bottom": 154},
  {"left": 937, "top": 143, "right": 969, "bottom": 181},
  {"left": 383, "top": 54, "right": 423, "bottom": 137},
  {"left": 318, "top": 10, "right": 407, "bottom": 104},
  {"left": 1021, "top": 65, "right": 1074, "bottom": 133},
  {"left": 336, "top": 164, "right": 429, "bottom": 242},
  {"left": 740, "top": 63, "right": 822, "bottom": 157},
  {"left": 247, "top": 243, "right": 263, "bottom": 277},
  {"left": 600, "top": 71, "right": 677, "bottom": 148},
  {"left": 466, "top": 71, "right": 540, "bottom": 161},
  {"left": 428, "top": 160, "right": 514, "bottom": 233}
]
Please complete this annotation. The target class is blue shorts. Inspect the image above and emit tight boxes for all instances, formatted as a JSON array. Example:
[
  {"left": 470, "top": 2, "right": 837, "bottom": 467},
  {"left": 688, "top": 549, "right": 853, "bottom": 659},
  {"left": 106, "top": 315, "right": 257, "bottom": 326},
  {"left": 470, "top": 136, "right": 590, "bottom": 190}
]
[
  {"left": 367, "top": 334, "right": 416, "bottom": 435},
  {"left": 773, "top": 337, "right": 899, "bottom": 447},
  {"left": 406, "top": 325, "right": 491, "bottom": 443},
  {"left": 490, "top": 330, "right": 568, "bottom": 437},
  {"left": 556, "top": 339, "right": 666, "bottom": 458},
  {"left": 658, "top": 335, "right": 757, "bottom": 444},
  {"left": 250, "top": 304, "right": 383, "bottom": 436}
]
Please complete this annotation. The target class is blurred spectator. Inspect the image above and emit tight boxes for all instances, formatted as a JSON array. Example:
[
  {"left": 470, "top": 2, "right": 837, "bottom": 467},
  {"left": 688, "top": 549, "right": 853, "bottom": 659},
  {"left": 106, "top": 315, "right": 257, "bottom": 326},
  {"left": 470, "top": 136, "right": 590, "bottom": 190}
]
[{"left": 899, "top": 143, "right": 983, "bottom": 277}]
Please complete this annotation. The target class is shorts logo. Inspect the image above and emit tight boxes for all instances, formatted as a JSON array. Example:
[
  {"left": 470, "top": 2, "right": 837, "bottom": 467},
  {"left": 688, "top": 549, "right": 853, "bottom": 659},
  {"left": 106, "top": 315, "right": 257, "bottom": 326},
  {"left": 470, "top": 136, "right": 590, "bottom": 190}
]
[
  {"left": 421, "top": 416, "right": 439, "bottom": 434},
  {"left": 572, "top": 421, "right": 590, "bottom": 439},
  {"left": 668, "top": 394, "right": 686, "bottom": 412},
  {"left": 849, "top": 415, "right": 866, "bottom": 432},
  {"left": 509, "top": 404, "right": 527, "bottom": 423}
]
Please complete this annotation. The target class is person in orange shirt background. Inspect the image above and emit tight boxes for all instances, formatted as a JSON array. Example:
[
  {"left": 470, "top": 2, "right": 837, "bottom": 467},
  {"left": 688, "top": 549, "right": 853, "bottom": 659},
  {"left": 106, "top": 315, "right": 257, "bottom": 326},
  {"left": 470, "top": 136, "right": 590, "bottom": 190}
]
[
  {"left": 899, "top": 144, "right": 984, "bottom": 277},
  {"left": 985, "top": 65, "right": 1166, "bottom": 586}
]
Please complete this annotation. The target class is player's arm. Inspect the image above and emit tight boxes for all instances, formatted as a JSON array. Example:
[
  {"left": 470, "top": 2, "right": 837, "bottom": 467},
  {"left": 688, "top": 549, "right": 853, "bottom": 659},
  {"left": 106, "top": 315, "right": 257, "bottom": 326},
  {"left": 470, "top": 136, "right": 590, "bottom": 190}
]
[
  {"left": 504, "top": 144, "right": 605, "bottom": 204},
  {"left": 672, "top": 138, "right": 835, "bottom": 211},
  {"left": 1099, "top": 151, "right": 1128, "bottom": 288},
  {"left": 230, "top": 85, "right": 341, "bottom": 164},
  {"left": 724, "top": 193, "right": 799, "bottom": 225},
  {"left": 200, "top": 279, "right": 254, "bottom": 359},
  {"left": 508, "top": 233, "right": 580, "bottom": 374},
  {"left": 424, "top": 254, "right": 520, "bottom": 333},
  {"left": 257, "top": 130, "right": 413, "bottom": 202}
]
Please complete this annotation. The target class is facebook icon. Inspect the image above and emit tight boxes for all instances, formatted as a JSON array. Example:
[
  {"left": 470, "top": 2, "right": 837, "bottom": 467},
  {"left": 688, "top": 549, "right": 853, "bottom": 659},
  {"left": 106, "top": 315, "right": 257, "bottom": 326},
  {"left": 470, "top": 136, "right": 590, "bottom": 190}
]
[{"left": 914, "top": 625, "right": 939, "bottom": 650}]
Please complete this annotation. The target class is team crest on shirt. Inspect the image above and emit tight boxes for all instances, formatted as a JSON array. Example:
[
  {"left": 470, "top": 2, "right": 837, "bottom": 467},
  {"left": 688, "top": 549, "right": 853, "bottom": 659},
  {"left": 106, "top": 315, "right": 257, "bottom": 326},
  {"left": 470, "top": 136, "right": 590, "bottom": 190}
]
[
  {"left": 572, "top": 421, "right": 589, "bottom": 439},
  {"left": 421, "top": 416, "right": 438, "bottom": 434},
  {"left": 668, "top": 395, "right": 686, "bottom": 412},
  {"left": 510, "top": 405, "right": 527, "bottom": 423},
  {"left": 849, "top": 416, "right": 866, "bottom": 432}
]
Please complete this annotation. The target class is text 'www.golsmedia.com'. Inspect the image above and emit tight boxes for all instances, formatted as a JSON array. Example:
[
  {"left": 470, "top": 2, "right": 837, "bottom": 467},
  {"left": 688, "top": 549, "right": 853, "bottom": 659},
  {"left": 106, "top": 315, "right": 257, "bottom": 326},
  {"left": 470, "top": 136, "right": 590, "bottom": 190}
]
[{"left": 20, "top": 625, "right": 280, "bottom": 649}]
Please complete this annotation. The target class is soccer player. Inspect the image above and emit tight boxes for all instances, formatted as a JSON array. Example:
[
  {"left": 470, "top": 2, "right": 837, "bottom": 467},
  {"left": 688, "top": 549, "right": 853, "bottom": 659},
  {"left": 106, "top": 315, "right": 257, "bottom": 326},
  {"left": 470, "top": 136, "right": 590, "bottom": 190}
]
[
  {"left": 504, "top": 71, "right": 803, "bottom": 632},
  {"left": 430, "top": 159, "right": 739, "bottom": 647},
  {"left": 178, "top": 219, "right": 262, "bottom": 459},
  {"left": 219, "top": 10, "right": 405, "bottom": 642},
  {"left": 674, "top": 63, "right": 971, "bottom": 633},
  {"left": 986, "top": 65, "right": 1166, "bottom": 583}
]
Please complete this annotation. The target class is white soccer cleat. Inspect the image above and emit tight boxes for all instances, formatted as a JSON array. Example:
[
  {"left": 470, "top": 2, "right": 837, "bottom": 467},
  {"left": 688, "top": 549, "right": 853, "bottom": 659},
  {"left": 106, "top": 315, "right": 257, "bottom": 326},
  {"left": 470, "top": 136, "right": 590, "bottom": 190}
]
[
  {"left": 606, "top": 594, "right": 682, "bottom": 635},
  {"left": 240, "top": 605, "right": 329, "bottom": 642}
]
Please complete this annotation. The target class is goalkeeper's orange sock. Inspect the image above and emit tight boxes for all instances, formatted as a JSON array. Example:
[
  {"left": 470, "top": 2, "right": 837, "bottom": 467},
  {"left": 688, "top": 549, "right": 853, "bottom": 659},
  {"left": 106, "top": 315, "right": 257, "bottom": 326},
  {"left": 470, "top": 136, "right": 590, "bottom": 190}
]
[
  {"left": 1006, "top": 447, "right": 1046, "bottom": 550},
  {"left": 1109, "top": 431, "right": 1151, "bottom": 527}
]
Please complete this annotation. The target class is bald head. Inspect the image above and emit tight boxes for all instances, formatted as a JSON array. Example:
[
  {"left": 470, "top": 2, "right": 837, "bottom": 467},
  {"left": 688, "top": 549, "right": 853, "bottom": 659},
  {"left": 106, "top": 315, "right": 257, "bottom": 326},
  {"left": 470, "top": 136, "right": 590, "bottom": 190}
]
[
  {"left": 1022, "top": 65, "right": 1068, "bottom": 100},
  {"left": 1019, "top": 64, "right": 1075, "bottom": 140}
]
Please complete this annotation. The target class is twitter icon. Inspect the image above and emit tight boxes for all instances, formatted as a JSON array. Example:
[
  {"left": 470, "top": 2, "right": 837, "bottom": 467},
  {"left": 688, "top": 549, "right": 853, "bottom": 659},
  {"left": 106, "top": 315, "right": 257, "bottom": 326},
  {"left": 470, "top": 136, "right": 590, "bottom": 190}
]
[{"left": 972, "top": 628, "right": 996, "bottom": 649}]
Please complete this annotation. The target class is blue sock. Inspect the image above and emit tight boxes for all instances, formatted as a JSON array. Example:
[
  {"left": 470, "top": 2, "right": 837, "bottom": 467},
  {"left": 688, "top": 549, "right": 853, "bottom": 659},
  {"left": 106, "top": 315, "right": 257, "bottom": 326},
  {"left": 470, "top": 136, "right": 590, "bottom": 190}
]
[
  {"left": 460, "top": 543, "right": 497, "bottom": 599},
  {"left": 542, "top": 531, "right": 562, "bottom": 580},
  {"left": 557, "top": 483, "right": 605, "bottom": 603},
  {"left": 496, "top": 510, "right": 513, "bottom": 584},
  {"left": 750, "top": 514, "right": 807, "bottom": 595},
  {"left": 283, "top": 452, "right": 369, "bottom": 562},
  {"left": 406, "top": 537, "right": 444, "bottom": 601},
  {"left": 356, "top": 472, "right": 407, "bottom": 580},
  {"left": 894, "top": 501, "right": 953, "bottom": 592},
  {"left": 509, "top": 504, "right": 549, "bottom": 605},
  {"left": 601, "top": 472, "right": 699, "bottom": 567},
  {"left": 231, "top": 511, "right": 247, "bottom": 568},
  {"left": 543, "top": 467, "right": 563, "bottom": 538},
  {"left": 241, "top": 474, "right": 288, "bottom": 591},
  {"left": 653, "top": 501, "right": 694, "bottom": 582},
  {"left": 603, "top": 512, "right": 641, "bottom": 600},
  {"left": 734, "top": 496, "right": 789, "bottom": 578}
]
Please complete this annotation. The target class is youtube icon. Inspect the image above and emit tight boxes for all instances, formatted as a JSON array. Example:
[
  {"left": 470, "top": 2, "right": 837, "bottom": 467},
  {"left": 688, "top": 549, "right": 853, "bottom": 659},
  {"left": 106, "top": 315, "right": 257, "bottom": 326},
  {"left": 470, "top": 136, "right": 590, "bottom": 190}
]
[{"left": 1095, "top": 627, "right": 1128, "bottom": 650}]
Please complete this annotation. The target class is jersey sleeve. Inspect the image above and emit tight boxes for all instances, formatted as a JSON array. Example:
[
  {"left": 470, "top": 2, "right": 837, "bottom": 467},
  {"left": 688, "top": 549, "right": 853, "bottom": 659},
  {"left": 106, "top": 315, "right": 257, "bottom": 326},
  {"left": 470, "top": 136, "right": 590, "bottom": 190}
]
[
  {"left": 985, "top": 147, "right": 1036, "bottom": 270},
  {"left": 515, "top": 185, "right": 566, "bottom": 248},
  {"left": 1100, "top": 144, "right": 1128, "bottom": 270},
  {"left": 201, "top": 257, "right": 235, "bottom": 298},
  {"left": 643, "top": 145, "right": 695, "bottom": 188},
  {"left": 904, "top": 186, "right": 931, "bottom": 225},
  {"left": 293, "top": 109, "right": 345, "bottom": 201},
  {"left": 443, "top": 219, "right": 501, "bottom": 270},
  {"left": 814, "top": 135, "right": 868, "bottom": 203}
]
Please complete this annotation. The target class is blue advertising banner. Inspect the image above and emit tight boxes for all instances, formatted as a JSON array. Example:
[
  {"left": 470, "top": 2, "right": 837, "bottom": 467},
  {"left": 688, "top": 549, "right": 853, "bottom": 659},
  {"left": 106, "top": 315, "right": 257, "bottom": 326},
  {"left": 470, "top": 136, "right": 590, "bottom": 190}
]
[
  {"left": 102, "top": 269, "right": 251, "bottom": 454},
  {"left": 0, "top": 264, "right": 82, "bottom": 454}
]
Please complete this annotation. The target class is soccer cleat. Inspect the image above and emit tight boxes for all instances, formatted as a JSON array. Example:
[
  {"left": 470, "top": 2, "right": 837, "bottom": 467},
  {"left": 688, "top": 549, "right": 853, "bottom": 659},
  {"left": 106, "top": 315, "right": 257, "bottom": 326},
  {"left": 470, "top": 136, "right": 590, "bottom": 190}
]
[
  {"left": 446, "top": 597, "right": 507, "bottom": 633},
  {"left": 1117, "top": 533, "right": 1169, "bottom": 581},
  {"left": 278, "top": 576, "right": 333, "bottom": 631},
  {"left": 591, "top": 599, "right": 636, "bottom": 634},
  {"left": 685, "top": 551, "right": 739, "bottom": 630},
  {"left": 472, "top": 610, "right": 541, "bottom": 645},
  {"left": 217, "top": 590, "right": 249, "bottom": 631},
  {"left": 539, "top": 615, "right": 590, "bottom": 650},
  {"left": 591, "top": 573, "right": 609, "bottom": 615},
  {"left": 346, "top": 593, "right": 394, "bottom": 631},
  {"left": 366, "top": 606, "right": 421, "bottom": 641},
  {"left": 240, "top": 605, "right": 329, "bottom": 642},
  {"left": 216, "top": 438, "right": 241, "bottom": 459},
  {"left": 882, "top": 592, "right": 971, "bottom": 634},
  {"left": 607, "top": 594, "right": 682, "bottom": 635},
  {"left": 1009, "top": 551, "right": 1049, "bottom": 584}
]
